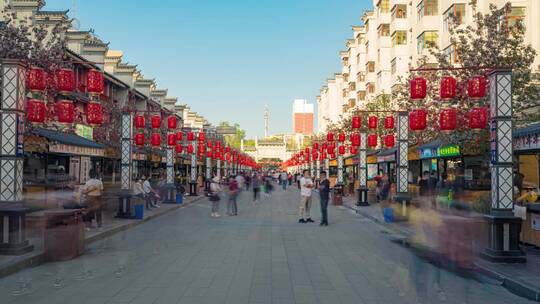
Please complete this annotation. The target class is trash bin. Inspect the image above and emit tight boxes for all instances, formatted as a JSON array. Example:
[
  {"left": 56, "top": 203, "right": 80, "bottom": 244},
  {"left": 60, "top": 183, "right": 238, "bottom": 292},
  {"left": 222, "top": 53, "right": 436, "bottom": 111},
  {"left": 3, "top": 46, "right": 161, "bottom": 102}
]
[
  {"left": 383, "top": 208, "right": 394, "bottom": 223},
  {"left": 44, "top": 210, "right": 85, "bottom": 262},
  {"left": 134, "top": 204, "right": 144, "bottom": 220},
  {"left": 176, "top": 193, "right": 183, "bottom": 204}
]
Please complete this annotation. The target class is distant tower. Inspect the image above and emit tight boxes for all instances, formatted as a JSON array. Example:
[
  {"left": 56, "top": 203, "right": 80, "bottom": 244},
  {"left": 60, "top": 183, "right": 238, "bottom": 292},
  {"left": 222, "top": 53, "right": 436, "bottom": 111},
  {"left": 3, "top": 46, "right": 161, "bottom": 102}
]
[{"left": 264, "top": 104, "right": 269, "bottom": 138}]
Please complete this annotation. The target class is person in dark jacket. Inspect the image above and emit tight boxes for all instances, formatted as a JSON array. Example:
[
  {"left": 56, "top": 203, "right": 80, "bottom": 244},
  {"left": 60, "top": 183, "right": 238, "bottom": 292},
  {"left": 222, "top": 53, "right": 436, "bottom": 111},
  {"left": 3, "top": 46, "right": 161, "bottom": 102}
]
[{"left": 318, "top": 171, "right": 331, "bottom": 226}]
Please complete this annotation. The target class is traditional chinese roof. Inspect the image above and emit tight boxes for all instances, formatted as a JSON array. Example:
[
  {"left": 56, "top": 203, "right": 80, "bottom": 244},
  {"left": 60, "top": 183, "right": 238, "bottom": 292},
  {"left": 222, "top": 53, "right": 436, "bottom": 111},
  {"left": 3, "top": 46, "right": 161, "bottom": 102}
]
[{"left": 34, "top": 128, "right": 105, "bottom": 149}]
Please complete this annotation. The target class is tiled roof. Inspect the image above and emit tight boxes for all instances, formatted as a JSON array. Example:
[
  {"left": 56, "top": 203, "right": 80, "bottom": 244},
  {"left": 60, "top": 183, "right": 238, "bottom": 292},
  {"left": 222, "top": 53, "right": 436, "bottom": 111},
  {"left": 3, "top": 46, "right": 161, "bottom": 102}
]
[{"left": 33, "top": 128, "right": 105, "bottom": 149}]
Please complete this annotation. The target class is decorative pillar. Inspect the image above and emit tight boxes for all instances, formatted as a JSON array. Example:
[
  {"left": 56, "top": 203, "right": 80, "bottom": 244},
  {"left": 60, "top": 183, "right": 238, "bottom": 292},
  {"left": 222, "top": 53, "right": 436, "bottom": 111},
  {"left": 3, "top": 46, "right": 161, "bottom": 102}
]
[
  {"left": 163, "top": 147, "right": 176, "bottom": 203},
  {"left": 356, "top": 132, "right": 369, "bottom": 206},
  {"left": 189, "top": 137, "right": 198, "bottom": 196},
  {"left": 337, "top": 143, "right": 344, "bottom": 185},
  {"left": 205, "top": 153, "right": 211, "bottom": 192},
  {"left": 0, "top": 60, "right": 33, "bottom": 255},
  {"left": 310, "top": 157, "right": 314, "bottom": 179},
  {"left": 223, "top": 159, "right": 228, "bottom": 177},
  {"left": 117, "top": 112, "right": 133, "bottom": 218},
  {"left": 315, "top": 158, "right": 320, "bottom": 187},
  {"left": 395, "top": 112, "right": 410, "bottom": 217},
  {"left": 217, "top": 158, "right": 222, "bottom": 180},
  {"left": 481, "top": 69, "right": 526, "bottom": 263},
  {"left": 324, "top": 158, "right": 329, "bottom": 174}
]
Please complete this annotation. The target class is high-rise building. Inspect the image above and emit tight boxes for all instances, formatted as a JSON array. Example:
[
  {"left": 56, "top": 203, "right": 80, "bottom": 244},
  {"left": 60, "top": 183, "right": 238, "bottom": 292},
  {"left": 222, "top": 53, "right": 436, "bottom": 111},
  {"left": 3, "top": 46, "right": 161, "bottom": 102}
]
[{"left": 292, "top": 99, "right": 314, "bottom": 135}]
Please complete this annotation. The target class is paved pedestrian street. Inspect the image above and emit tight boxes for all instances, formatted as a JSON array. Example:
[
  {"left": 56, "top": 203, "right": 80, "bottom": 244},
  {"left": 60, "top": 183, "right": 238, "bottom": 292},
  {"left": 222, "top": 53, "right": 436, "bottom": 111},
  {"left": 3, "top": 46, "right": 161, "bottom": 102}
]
[{"left": 0, "top": 187, "right": 534, "bottom": 304}]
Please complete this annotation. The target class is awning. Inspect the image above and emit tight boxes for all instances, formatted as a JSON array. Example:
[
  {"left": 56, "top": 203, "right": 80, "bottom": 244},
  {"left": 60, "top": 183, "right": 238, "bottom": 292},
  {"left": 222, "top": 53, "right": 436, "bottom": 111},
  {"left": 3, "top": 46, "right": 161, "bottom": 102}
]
[
  {"left": 377, "top": 147, "right": 397, "bottom": 157},
  {"left": 418, "top": 139, "right": 444, "bottom": 150},
  {"left": 514, "top": 122, "right": 540, "bottom": 138},
  {"left": 33, "top": 128, "right": 105, "bottom": 149}
]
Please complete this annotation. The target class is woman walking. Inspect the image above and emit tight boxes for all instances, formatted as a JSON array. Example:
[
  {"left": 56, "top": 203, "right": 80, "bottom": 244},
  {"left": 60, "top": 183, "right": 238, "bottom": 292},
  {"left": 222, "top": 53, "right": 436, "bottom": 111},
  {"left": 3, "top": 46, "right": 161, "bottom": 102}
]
[{"left": 210, "top": 176, "right": 222, "bottom": 217}]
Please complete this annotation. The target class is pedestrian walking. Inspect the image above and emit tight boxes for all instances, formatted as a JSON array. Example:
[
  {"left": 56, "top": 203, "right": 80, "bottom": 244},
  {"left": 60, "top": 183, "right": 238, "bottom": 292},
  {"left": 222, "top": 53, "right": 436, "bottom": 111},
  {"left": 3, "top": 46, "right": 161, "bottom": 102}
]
[
  {"left": 287, "top": 172, "right": 293, "bottom": 186},
  {"left": 227, "top": 176, "right": 239, "bottom": 216},
  {"left": 82, "top": 170, "right": 104, "bottom": 231},
  {"left": 210, "top": 176, "right": 222, "bottom": 217},
  {"left": 280, "top": 171, "right": 288, "bottom": 190},
  {"left": 298, "top": 169, "right": 314, "bottom": 223},
  {"left": 252, "top": 174, "right": 261, "bottom": 202},
  {"left": 418, "top": 171, "right": 429, "bottom": 196},
  {"left": 318, "top": 171, "right": 330, "bottom": 226},
  {"left": 133, "top": 177, "right": 145, "bottom": 206}
]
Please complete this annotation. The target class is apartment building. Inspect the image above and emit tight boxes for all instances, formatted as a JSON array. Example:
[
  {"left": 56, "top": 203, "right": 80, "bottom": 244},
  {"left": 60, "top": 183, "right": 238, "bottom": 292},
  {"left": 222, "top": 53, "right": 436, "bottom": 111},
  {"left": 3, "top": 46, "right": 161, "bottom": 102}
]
[{"left": 317, "top": 0, "right": 539, "bottom": 133}]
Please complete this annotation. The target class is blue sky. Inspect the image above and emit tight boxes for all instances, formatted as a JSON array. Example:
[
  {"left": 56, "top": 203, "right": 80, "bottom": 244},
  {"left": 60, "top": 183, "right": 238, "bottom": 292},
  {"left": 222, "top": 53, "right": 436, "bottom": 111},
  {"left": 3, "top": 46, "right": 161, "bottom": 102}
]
[{"left": 44, "top": 0, "right": 369, "bottom": 138}]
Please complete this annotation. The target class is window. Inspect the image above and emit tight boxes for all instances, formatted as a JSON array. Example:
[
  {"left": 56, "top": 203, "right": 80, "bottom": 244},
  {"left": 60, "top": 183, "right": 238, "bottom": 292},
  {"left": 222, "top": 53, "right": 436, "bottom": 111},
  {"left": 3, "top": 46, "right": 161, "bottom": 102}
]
[
  {"left": 378, "top": 0, "right": 390, "bottom": 14},
  {"left": 391, "top": 31, "right": 407, "bottom": 46},
  {"left": 378, "top": 24, "right": 390, "bottom": 37},
  {"left": 367, "top": 83, "right": 375, "bottom": 94},
  {"left": 417, "top": 0, "right": 438, "bottom": 20},
  {"left": 357, "top": 91, "right": 366, "bottom": 101},
  {"left": 506, "top": 6, "right": 526, "bottom": 28},
  {"left": 367, "top": 61, "right": 375, "bottom": 73},
  {"left": 349, "top": 82, "right": 356, "bottom": 91},
  {"left": 391, "top": 59, "right": 397, "bottom": 74},
  {"left": 444, "top": 45, "right": 460, "bottom": 64},
  {"left": 417, "top": 31, "right": 438, "bottom": 54},
  {"left": 443, "top": 4, "right": 465, "bottom": 32},
  {"left": 392, "top": 4, "right": 407, "bottom": 20},
  {"left": 357, "top": 72, "right": 366, "bottom": 82}
]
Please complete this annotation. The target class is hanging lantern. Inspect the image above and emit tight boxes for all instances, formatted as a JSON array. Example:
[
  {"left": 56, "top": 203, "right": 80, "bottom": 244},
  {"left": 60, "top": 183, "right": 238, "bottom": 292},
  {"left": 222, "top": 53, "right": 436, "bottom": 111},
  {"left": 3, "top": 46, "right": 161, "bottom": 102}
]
[
  {"left": 207, "top": 151, "right": 213, "bottom": 158},
  {"left": 338, "top": 133, "right": 346, "bottom": 142},
  {"left": 320, "top": 152, "right": 327, "bottom": 161},
  {"left": 225, "top": 146, "right": 231, "bottom": 153},
  {"left": 338, "top": 145, "right": 346, "bottom": 155},
  {"left": 467, "top": 76, "right": 487, "bottom": 100},
  {"left": 167, "top": 116, "right": 177, "bottom": 129},
  {"left": 207, "top": 141, "right": 213, "bottom": 148},
  {"left": 135, "top": 133, "right": 145, "bottom": 146},
  {"left": 327, "top": 145, "right": 334, "bottom": 154},
  {"left": 86, "top": 102, "right": 103, "bottom": 125},
  {"left": 86, "top": 69, "right": 104, "bottom": 95},
  {"left": 313, "top": 151, "right": 319, "bottom": 160},
  {"left": 187, "top": 144, "right": 194, "bottom": 154},
  {"left": 305, "top": 147, "right": 310, "bottom": 154},
  {"left": 26, "top": 99, "right": 46, "bottom": 123},
  {"left": 410, "top": 77, "right": 427, "bottom": 100},
  {"left": 56, "top": 100, "right": 74, "bottom": 124},
  {"left": 135, "top": 115, "right": 145, "bottom": 129},
  {"left": 175, "top": 144, "right": 183, "bottom": 153},
  {"left": 384, "top": 134, "right": 395, "bottom": 148},
  {"left": 352, "top": 116, "right": 361, "bottom": 129},
  {"left": 313, "top": 143, "right": 319, "bottom": 150},
  {"left": 439, "top": 108, "right": 457, "bottom": 131},
  {"left": 330, "top": 153, "right": 336, "bottom": 159},
  {"left": 151, "top": 115, "right": 161, "bottom": 129},
  {"left": 350, "top": 133, "right": 360, "bottom": 147},
  {"left": 350, "top": 146, "right": 358, "bottom": 155},
  {"left": 151, "top": 133, "right": 161, "bottom": 147},
  {"left": 167, "top": 134, "right": 177, "bottom": 146},
  {"left": 409, "top": 109, "right": 427, "bottom": 131},
  {"left": 326, "top": 132, "right": 334, "bottom": 142},
  {"left": 187, "top": 132, "right": 195, "bottom": 141},
  {"left": 55, "top": 69, "right": 75, "bottom": 94},
  {"left": 469, "top": 107, "right": 489, "bottom": 130},
  {"left": 27, "top": 67, "right": 46, "bottom": 92},
  {"left": 198, "top": 132, "right": 206, "bottom": 142},
  {"left": 367, "top": 134, "right": 378, "bottom": 148},
  {"left": 384, "top": 115, "right": 395, "bottom": 129},
  {"left": 440, "top": 76, "right": 457, "bottom": 100},
  {"left": 176, "top": 131, "right": 183, "bottom": 141},
  {"left": 368, "top": 116, "right": 378, "bottom": 129}
]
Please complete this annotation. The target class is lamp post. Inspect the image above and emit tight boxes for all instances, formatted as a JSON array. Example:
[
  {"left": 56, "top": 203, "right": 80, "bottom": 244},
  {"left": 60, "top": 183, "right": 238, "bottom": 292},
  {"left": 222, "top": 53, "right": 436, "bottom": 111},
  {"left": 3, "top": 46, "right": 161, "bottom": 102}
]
[
  {"left": 117, "top": 112, "right": 134, "bottom": 217},
  {"left": 395, "top": 111, "right": 410, "bottom": 217},
  {"left": 357, "top": 132, "right": 369, "bottom": 206},
  {"left": 188, "top": 131, "right": 198, "bottom": 196}
]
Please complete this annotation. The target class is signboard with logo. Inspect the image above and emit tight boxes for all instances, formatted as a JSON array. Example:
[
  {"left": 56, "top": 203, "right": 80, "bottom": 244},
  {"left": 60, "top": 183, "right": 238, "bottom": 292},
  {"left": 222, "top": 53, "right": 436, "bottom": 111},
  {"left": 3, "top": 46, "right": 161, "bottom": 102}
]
[
  {"left": 514, "top": 134, "right": 540, "bottom": 151},
  {"left": 16, "top": 114, "right": 24, "bottom": 156},
  {"left": 420, "top": 144, "right": 461, "bottom": 159},
  {"left": 75, "top": 124, "right": 94, "bottom": 140},
  {"left": 490, "top": 120, "right": 498, "bottom": 164},
  {"left": 49, "top": 144, "right": 104, "bottom": 157}
]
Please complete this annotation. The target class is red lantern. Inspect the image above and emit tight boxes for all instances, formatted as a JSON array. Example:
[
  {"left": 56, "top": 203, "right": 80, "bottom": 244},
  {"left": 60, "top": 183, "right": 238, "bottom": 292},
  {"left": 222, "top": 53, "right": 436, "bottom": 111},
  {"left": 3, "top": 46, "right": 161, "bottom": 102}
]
[
  {"left": 86, "top": 102, "right": 103, "bottom": 125},
  {"left": 86, "top": 69, "right": 104, "bottom": 94},
  {"left": 313, "top": 143, "right": 319, "bottom": 150},
  {"left": 176, "top": 131, "right": 183, "bottom": 141},
  {"left": 151, "top": 115, "right": 161, "bottom": 129},
  {"left": 55, "top": 69, "right": 75, "bottom": 93},
  {"left": 26, "top": 99, "right": 46, "bottom": 123},
  {"left": 27, "top": 67, "right": 46, "bottom": 92},
  {"left": 338, "top": 145, "right": 346, "bottom": 155},
  {"left": 207, "top": 151, "right": 213, "bottom": 158},
  {"left": 151, "top": 133, "right": 161, "bottom": 147},
  {"left": 338, "top": 133, "right": 346, "bottom": 142},
  {"left": 440, "top": 76, "right": 457, "bottom": 100},
  {"left": 409, "top": 109, "right": 427, "bottom": 131},
  {"left": 368, "top": 134, "right": 378, "bottom": 148},
  {"left": 187, "top": 144, "right": 194, "bottom": 154},
  {"left": 330, "top": 153, "right": 336, "bottom": 159},
  {"left": 175, "top": 144, "right": 183, "bottom": 153},
  {"left": 350, "top": 133, "right": 360, "bottom": 147},
  {"left": 167, "top": 134, "right": 177, "bottom": 146},
  {"left": 410, "top": 77, "right": 427, "bottom": 100},
  {"left": 327, "top": 145, "right": 334, "bottom": 154},
  {"left": 313, "top": 151, "right": 319, "bottom": 160},
  {"left": 384, "top": 134, "right": 395, "bottom": 148},
  {"left": 320, "top": 152, "right": 327, "bottom": 161},
  {"left": 167, "top": 116, "right": 177, "bottom": 129},
  {"left": 207, "top": 141, "right": 213, "bottom": 148},
  {"left": 56, "top": 100, "right": 74, "bottom": 124},
  {"left": 350, "top": 146, "right": 358, "bottom": 154},
  {"left": 135, "top": 133, "right": 145, "bottom": 146},
  {"left": 305, "top": 147, "right": 310, "bottom": 154},
  {"left": 467, "top": 76, "right": 487, "bottom": 99},
  {"left": 225, "top": 146, "right": 231, "bottom": 153},
  {"left": 469, "top": 107, "right": 489, "bottom": 130},
  {"left": 368, "top": 116, "right": 378, "bottom": 129},
  {"left": 384, "top": 115, "right": 395, "bottom": 129},
  {"left": 135, "top": 115, "right": 145, "bottom": 129},
  {"left": 326, "top": 132, "right": 334, "bottom": 142},
  {"left": 198, "top": 132, "right": 206, "bottom": 142},
  {"left": 439, "top": 108, "right": 457, "bottom": 131},
  {"left": 187, "top": 132, "right": 195, "bottom": 141},
  {"left": 352, "top": 116, "right": 361, "bottom": 129}
]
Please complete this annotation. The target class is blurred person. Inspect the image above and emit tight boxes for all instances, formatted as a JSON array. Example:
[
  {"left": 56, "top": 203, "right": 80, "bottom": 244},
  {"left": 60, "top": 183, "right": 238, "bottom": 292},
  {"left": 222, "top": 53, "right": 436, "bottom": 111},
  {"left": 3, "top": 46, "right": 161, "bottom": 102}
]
[
  {"left": 252, "top": 173, "right": 261, "bottom": 202},
  {"left": 378, "top": 173, "right": 391, "bottom": 204},
  {"left": 514, "top": 170, "right": 525, "bottom": 195},
  {"left": 298, "top": 169, "right": 314, "bottom": 223},
  {"left": 287, "top": 172, "right": 293, "bottom": 186},
  {"left": 133, "top": 177, "right": 145, "bottom": 205},
  {"left": 143, "top": 175, "right": 160, "bottom": 209},
  {"left": 418, "top": 171, "right": 429, "bottom": 196},
  {"left": 209, "top": 175, "right": 222, "bottom": 217},
  {"left": 235, "top": 173, "right": 245, "bottom": 192},
  {"left": 318, "top": 171, "right": 330, "bottom": 226},
  {"left": 227, "top": 176, "right": 239, "bottom": 216},
  {"left": 82, "top": 170, "right": 104, "bottom": 231},
  {"left": 280, "top": 171, "right": 288, "bottom": 190}
]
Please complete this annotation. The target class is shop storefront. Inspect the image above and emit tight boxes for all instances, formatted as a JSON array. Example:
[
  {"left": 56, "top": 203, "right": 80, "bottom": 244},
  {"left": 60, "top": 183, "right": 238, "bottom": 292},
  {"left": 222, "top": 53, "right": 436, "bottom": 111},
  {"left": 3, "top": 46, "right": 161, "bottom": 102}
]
[
  {"left": 514, "top": 122, "right": 540, "bottom": 190},
  {"left": 376, "top": 148, "right": 396, "bottom": 183}
]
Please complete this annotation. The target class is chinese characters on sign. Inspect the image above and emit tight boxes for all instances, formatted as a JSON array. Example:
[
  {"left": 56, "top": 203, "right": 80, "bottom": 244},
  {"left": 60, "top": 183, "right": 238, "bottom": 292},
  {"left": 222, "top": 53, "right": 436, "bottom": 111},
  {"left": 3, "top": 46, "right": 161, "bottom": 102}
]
[{"left": 513, "top": 134, "right": 540, "bottom": 151}]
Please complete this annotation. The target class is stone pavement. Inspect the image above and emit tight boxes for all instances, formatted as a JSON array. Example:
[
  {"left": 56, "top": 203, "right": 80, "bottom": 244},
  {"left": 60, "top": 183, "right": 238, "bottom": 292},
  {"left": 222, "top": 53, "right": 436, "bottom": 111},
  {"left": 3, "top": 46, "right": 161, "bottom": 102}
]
[{"left": 0, "top": 185, "right": 535, "bottom": 304}]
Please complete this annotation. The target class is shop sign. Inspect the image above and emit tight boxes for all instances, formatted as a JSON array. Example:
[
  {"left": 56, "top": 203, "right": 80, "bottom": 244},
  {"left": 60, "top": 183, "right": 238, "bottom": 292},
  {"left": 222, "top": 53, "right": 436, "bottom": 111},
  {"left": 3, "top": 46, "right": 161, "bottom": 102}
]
[
  {"left": 49, "top": 143, "right": 104, "bottom": 157},
  {"left": 513, "top": 134, "right": 540, "bottom": 151},
  {"left": 438, "top": 145, "right": 460, "bottom": 157},
  {"left": 75, "top": 124, "right": 93, "bottom": 140},
  {"left": 532, "top": 214, "right": 540, "bottom": 231},
  {"left": 420, "top": 148, "right": 436, "bottom": 159},
  {"left": 377, "top": 154, "right": 395, "bottom": 163},
  {"left": 16, "top": 114, "right": 24, "bottom": 156}
]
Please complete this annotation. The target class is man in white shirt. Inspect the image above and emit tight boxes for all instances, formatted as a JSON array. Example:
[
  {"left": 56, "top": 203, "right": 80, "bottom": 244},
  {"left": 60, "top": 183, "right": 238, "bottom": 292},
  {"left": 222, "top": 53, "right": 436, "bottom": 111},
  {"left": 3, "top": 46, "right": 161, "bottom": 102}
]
[
  {"left": 299, "top": 169, "right": 314, "bottom": 223},
  {"left": 142, "top": 176, "right": 159, "bottom": 209},
  {"left": 83, "top": 170, "right": 104, "bottom": 230},
  {"left": 280, "top": 171, "right": 288, "bottom": 190}
]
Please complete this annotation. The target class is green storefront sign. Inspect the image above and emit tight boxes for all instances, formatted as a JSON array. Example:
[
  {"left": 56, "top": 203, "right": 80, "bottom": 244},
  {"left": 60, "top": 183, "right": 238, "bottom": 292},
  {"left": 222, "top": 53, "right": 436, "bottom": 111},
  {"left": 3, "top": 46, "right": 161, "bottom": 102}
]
[
  {"left": 438, "top": 144, "right": 460, "bottom": 157},
  {"left": 75, "top": 124, "right": 93, "bottom": 140}
]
